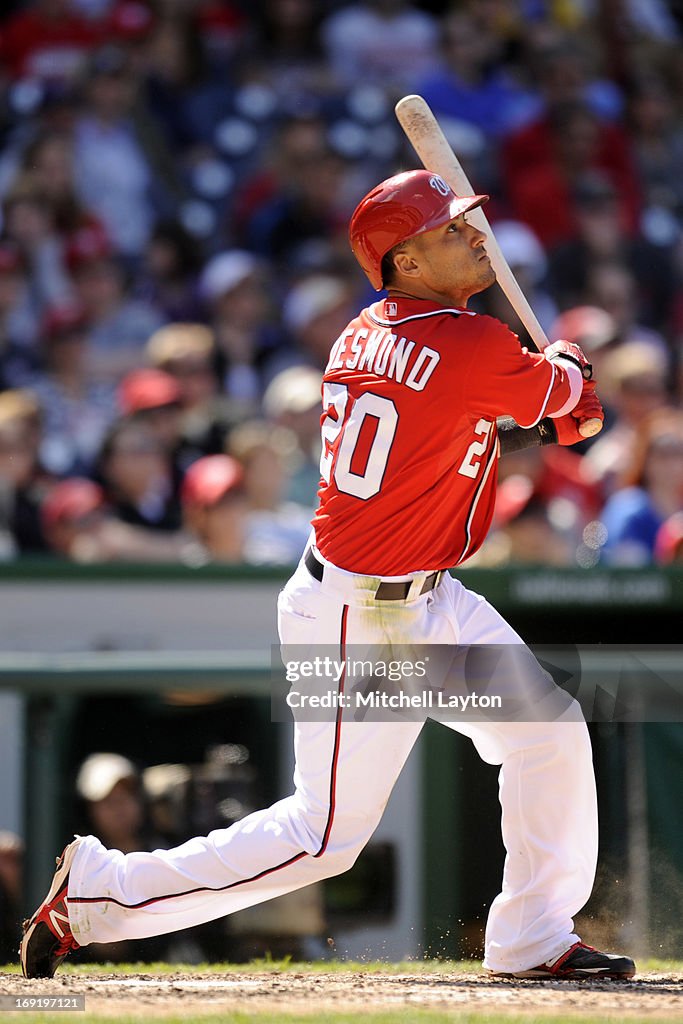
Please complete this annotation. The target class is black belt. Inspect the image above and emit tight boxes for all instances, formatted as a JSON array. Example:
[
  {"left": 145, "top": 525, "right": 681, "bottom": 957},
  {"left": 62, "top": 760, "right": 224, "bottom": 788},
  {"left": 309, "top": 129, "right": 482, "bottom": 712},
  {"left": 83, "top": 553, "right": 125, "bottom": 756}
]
[{"left": 304, "top": 548, "right": 442, "bottom": 601}]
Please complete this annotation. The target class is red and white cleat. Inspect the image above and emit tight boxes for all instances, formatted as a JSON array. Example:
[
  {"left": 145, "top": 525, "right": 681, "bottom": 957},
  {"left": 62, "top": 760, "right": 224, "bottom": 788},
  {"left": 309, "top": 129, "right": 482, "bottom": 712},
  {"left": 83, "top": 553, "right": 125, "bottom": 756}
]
[{"left": 20, "top": 837, "right": 82, "bottom": 979}]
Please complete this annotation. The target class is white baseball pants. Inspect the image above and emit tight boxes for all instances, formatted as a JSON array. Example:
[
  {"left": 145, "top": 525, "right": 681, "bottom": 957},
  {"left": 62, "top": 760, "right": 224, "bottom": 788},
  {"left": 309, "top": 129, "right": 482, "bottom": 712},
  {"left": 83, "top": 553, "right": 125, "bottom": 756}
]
[{"left": 67, "top": 552, "right": 598, "bottom": 973}]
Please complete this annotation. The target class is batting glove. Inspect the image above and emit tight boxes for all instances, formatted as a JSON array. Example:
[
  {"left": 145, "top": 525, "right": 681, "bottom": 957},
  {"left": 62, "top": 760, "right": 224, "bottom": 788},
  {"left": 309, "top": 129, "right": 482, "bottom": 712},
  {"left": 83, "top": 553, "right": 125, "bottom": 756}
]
[
  {"left": 553, "top": 380, "right": 604, "bottom": 445},
  {"left": 544, "top": 339, "right": 593, "bottom": 380}
]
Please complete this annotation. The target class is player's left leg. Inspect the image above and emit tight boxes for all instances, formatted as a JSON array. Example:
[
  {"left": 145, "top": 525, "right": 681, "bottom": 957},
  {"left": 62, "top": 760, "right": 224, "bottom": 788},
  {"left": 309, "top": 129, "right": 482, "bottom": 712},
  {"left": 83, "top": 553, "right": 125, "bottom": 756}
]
[
  {"left": 21, "top": 560, "right": 425, "bottom": 977},
  {"left": 430, "top": 573, "right": 633, "bottom": 978}
]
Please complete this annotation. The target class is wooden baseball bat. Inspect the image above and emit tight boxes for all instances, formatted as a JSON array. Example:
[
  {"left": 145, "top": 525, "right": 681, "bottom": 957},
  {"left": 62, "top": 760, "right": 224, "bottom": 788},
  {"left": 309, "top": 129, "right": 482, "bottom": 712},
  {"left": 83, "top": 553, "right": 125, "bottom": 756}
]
[{"left": 394, "top": 94, "right": 602, "bottom": 439}]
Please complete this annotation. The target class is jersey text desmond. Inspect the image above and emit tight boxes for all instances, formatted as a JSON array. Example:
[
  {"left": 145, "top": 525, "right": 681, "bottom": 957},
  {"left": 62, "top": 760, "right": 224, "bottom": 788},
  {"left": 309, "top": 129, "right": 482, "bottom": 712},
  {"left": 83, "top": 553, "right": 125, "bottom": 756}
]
[{"left": 325, "top": 326, "right": 440, "bottom": 392}]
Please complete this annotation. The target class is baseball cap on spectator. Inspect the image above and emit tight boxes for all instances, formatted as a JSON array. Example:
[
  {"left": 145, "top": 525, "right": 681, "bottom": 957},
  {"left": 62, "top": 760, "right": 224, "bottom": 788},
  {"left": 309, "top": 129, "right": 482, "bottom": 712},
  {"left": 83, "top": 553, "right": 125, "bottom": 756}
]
[
  {"left": 492, "top": 473, "right": 535, "bottom": 528},
  {"left": 283, "top": 276, "right": 350, "bottom": 334},
  {"left": 0, "top": 388, "right": 42, "bottom": 429},
  {"left": 655, "top": 512, "right": 683, "bottom": 564},
  {"left": 493, "top": 221, "right": 547, "bottom": 285},
  {"left": 41, "top": 478, "right": 105, "bottom": 532},
  {"left": 199, "top": 251, "right": 258, "bottom": 303},
  {"left": 0, "top": 830, "right": 23, "bottom": 855},
  {"left": 65, "top": 225, "right": 113, "bottom": 273},
  {"left": 263, "top": 366, "right": 322, "bottom": 418},
  {"left": 108, "top": 2, "right": 155, "bottom": 41},
  {"left": 146, "top": 324, "right": 214, "bottom": 367},
  {"left": 76, "top": 753, "right": 138, "bottom": 802},
  {"left": 181, "top": 455, "right": 244, "bottom": 508},
  {"left": 117, "top": 368, "right": 182, "bottom": 415},
  {"left": 42, "top": 304, "right": 89, "bottom": 340},
  {"left": 550, "top": 306, "right": 617, "bottom": 353}
]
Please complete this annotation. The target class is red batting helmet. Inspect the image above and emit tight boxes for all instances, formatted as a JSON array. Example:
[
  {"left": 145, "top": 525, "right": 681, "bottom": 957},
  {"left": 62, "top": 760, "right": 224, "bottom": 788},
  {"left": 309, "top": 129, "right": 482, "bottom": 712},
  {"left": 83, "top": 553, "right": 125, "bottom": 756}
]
[{"left": 349, "top": 170, "right": 488, "bottom": 291}]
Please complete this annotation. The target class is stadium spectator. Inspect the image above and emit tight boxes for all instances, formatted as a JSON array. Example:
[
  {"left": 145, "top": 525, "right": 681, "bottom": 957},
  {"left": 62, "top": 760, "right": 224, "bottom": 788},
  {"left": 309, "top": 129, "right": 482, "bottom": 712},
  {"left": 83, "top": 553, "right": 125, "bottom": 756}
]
[
  {"left": 117, "top": 367, "right": 182, "bottom": 453},
  {"left": 477, "top": 220, "right": 557, "bottom": 338},
  {"left": 281, "top": 273, "right": 357, "bottom": 370},
  {"left": 135, "top": 221, "right": 204, "bottom": 323},
  {"left": 625, "top": 72, "right": 683, "bottom": 221},
  {"left": 199, "top": 251, "right": 282, "bottom": 407},
  {"left": 41, "top": 474, "right": 191, "bottom": 563},
  {"left": 67, "top": 226, "right": 164, "bottom": 383},
  {"left": 547, "top": 174, "right": 676, "bottom": 334},
  {"left": 584, "top": 342, "right": 670, "bottom": 496},
  {"left": 518, "top": 34, "right": 623, "bottom": 124},
  {"left": 231, "top": 112, "right": 332, "bottom": 248},
  {"left": 503, "top": 100, "right": 640, "bottom": 247},
  {"left": 0, "top": 243, "right": 40, "bottom": 389},
  {"left": 262, "top": 365, "right": 322, "bottom": 507},
  {"left": 584, "top": 261, "right": 669, "bottom": 355},
  {"left": 227, "top": 419, "right": 312, "bottom": 565},
  {"left": 17, "top": 130, "right": 107, "bottom": 254},
  {"left": 321, "top": 0, "right": 438, "bottom": 93},
  {"left": 146, "top": 323, "right": 218, "bottom": 413},
  {"left": 412, "top": 8, "right": 534, "bottom": 140},
  {"left": 548, "top": 305, "right": 619, "bottom": 412},
  {"left": 180, "top": 454, "right": 247, "bottom": 564},
  {"left": 474, "top": 468, "right": 575, "bottom": 568},
  {"left": 0, "top": 0, "right": 100, "bottom": 85},
  {"left": 478, "top": 440, "right": 603, "bottom": 568},
  {"left": 2, "top": 177, "right": 74, "bottom": 312},
  {"left": 41, "top": 476, "right": 107, "bottom": 559},
  {"left": 0, "top": 388, "right": 51, "bottom": 556},
  {"left": 654, "top": 511, "right": 683, "bottom": 564},
  {"left": 243, "top": 141, "right": 350, "bottom": 273},
  {"left": 28, "top": 303, "right": 116, "bottom": 476},
  {"left": 0, "top": 831, "right": 23, "bottom": 966},
  {"left": 72, "top": 45, "right": 171, "bottom": 259},
  {"left": 76, "top": 753, "right": 152, "bottom": 854},
  {"left": 144, "top": 323, "right": 233, "bottom": 465},
  {"left": 600, "top": 409, "right": 683, "bottom": 565},
  {"left": 244, "top": 0, "right": 330, "bottom": 97},
  {"left": 71, "top": 753, "right": 175, "bottom": 962},
  {"left": 96, "top": 416, "right": 181, "bottom": 532}
]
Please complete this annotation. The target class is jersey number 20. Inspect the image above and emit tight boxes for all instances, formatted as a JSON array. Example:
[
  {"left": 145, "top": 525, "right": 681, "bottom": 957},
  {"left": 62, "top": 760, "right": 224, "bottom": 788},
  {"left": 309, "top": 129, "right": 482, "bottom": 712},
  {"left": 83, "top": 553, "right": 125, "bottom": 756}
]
[
  {"left": 320, "top": 382, "right": 398, "bottom": 500},
  {"left": 457, "top": 418, "right": 493, "bottom": 479}
]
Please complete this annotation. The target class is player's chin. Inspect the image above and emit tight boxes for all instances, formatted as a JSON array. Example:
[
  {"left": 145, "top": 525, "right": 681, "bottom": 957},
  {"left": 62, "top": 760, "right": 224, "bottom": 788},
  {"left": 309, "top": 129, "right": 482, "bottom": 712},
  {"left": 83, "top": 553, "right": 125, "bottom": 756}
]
[
  {"left": 482, "top": 261, "right": 497, "bottom": 285},
  {"left": 473, "top": 263, "right": 496, "bottom": 292}
]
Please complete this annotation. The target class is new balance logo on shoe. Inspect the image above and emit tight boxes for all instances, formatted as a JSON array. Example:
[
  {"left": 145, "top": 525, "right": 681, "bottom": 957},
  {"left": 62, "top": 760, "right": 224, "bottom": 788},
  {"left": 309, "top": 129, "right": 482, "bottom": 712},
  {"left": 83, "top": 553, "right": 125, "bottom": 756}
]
[
  {"left": 48, "top": 901, "right": 71, "bottom": 940},
  {"left": 20, "top": 838, "right": 82, "bottom": 979}
]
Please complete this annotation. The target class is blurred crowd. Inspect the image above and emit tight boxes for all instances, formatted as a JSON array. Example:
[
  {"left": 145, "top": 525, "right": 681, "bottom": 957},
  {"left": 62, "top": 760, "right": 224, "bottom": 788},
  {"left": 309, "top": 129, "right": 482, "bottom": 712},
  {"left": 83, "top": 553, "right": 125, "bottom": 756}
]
[{"left": 1, "top": 0, "right": 683, "bottom": 567}]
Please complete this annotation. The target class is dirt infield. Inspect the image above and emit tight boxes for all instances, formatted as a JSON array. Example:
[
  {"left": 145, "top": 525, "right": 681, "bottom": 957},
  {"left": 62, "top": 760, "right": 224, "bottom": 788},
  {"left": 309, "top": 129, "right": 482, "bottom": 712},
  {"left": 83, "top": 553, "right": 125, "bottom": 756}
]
[{"left": 1, "top": 966, "right": 682, "bottom": 1021}]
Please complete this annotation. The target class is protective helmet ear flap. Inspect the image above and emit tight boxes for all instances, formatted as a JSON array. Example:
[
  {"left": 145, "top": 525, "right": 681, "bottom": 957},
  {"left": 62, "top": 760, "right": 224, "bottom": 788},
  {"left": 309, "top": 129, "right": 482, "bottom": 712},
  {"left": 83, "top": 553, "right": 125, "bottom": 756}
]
[{"left": 349, "top": 170, "right": 488, "bottom": 290}]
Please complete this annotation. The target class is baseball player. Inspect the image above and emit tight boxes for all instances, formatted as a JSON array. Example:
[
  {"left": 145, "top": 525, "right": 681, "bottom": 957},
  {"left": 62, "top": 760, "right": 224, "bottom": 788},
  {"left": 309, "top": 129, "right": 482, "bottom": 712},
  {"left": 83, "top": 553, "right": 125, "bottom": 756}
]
[{"left": 21, "top": 170, "right": 635, "bottom": 981}]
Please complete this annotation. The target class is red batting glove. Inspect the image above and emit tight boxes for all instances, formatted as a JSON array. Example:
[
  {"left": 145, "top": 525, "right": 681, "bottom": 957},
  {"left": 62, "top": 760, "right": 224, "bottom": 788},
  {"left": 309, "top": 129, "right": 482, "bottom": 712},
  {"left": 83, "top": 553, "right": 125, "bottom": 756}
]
[
  {"left": 544, "top": 339, "right": 593, "bottom": 380},
  {"left": 553, "top": 380, "right": 605, "bottom": 445}
]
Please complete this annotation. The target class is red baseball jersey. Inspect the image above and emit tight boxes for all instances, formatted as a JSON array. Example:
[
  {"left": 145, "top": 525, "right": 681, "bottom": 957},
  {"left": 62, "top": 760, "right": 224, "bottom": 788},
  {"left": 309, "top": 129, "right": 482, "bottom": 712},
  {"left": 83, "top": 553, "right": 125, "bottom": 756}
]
[{"left": 312, "top": 296, "right": 580, "bottom": 575}]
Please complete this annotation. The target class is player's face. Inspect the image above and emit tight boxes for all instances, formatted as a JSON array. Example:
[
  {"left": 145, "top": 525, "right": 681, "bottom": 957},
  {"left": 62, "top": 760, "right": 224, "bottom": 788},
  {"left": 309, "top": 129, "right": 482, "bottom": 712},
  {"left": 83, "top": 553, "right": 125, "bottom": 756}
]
[{"left": 394, "top": 215, "right": 496, "bottom": 305}]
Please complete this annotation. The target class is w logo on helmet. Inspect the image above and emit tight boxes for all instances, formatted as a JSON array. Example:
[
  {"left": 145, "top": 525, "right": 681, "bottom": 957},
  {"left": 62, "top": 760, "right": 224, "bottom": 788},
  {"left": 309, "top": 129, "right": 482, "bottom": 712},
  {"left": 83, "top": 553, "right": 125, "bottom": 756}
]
[{"left": 428, "top": 175, "right": 451, "bottom": 197}]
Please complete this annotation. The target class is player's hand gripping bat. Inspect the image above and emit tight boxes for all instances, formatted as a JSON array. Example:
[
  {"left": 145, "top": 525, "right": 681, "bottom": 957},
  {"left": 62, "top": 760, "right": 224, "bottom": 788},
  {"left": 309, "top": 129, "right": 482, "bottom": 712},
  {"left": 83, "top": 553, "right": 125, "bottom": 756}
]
[{"left": 394, "top": 94, "right": 602, "bottom": 439}]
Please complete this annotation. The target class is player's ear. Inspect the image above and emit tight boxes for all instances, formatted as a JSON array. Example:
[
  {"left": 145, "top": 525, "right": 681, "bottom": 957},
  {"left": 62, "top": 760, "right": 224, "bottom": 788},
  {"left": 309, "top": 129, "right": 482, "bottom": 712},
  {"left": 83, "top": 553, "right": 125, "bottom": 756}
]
[{"left": 393, "top": 247, "right": 421, "bottom": 279}]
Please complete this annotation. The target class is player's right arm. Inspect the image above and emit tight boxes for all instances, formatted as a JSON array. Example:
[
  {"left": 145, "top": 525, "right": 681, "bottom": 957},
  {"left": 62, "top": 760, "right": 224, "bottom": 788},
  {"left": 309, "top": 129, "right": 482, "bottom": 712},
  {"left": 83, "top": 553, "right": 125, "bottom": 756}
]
[{"left": 461, "top": 315, "right": 585, "bottom": 428}]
